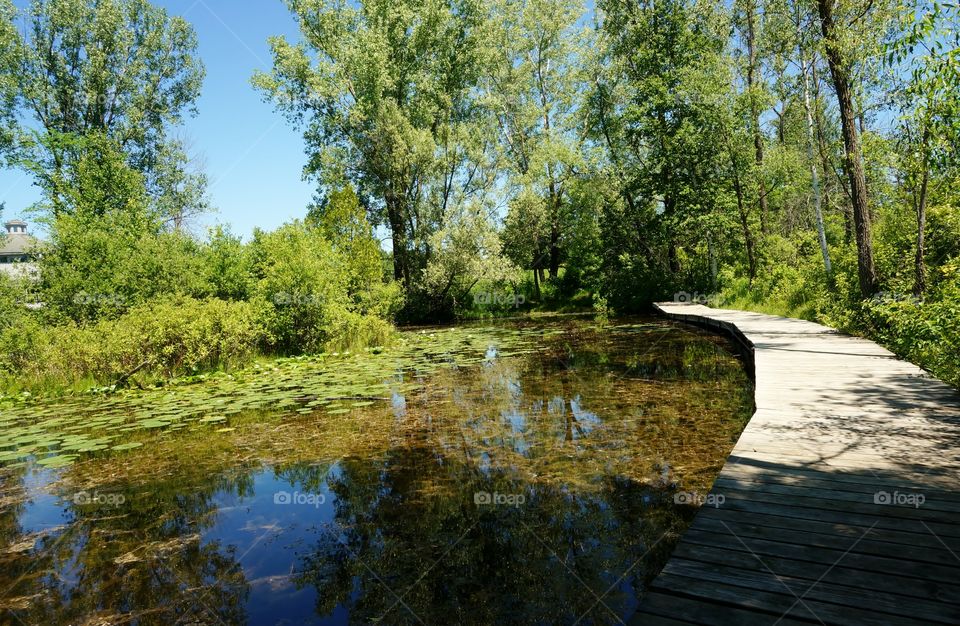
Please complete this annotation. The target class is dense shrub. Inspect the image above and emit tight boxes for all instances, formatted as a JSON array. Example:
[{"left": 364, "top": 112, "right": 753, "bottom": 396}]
[
  {"left": 37, "top": 136, "right": 205, "bottom": 321},
  {"left": 0, "top": 296, "right": 265, "bottom": 391},
  {"left": 252, "top": 222, "right": 354, "bottom": 352},
  {"left": 862, "top": 279, "right": 960, "bottom": 388}
]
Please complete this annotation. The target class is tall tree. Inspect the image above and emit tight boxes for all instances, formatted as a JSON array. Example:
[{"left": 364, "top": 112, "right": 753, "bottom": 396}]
[
  {"left": 2, "top": 0, "right": 205, "bottom": 220},
  {"left": 597, "top": 0, "right": 732, "bottom": 281},
  {"left": 487, "top": 0, "right": 589, "bottom": 279},
  {"left": 734, "top": 0, "right": 771, "bottom": 235},
  {"left": 887, "top": 0, "right": 960, "bottom": 296},
  {"left": 254, "top": 0, "right": 491, "bottom": 293},
  {"left": 816, "top": 0, "right": 879, "bottom": 296}
]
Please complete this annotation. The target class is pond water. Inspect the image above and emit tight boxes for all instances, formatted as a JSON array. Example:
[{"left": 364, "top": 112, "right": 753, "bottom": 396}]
[{"left": 0, "top": 317, "right": 752, "bottom": 625}]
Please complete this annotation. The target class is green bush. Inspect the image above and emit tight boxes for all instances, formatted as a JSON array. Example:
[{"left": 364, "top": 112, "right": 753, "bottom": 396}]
[
  {"left": 862, "top": 280, "right": 960, "bottom": 388},
  {"left": 249, "top": 221, "right": 399, "bottom": 353},
  {"left": 0, "top": 296, "right": 265, "bottom": 391}
]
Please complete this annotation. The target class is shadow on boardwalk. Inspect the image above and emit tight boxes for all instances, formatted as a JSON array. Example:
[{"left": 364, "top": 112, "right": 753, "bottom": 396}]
[{"left": 631, "top": 303, "right": 960, "bottom": 626}]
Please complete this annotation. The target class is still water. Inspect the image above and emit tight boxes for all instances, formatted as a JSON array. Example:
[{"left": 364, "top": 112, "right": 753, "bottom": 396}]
[{"left": 0, "top": 317, "right": 752, "bottom": 625}]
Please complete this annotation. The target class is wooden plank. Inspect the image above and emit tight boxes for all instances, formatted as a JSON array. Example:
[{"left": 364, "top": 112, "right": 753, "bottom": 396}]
[
  {"left": 697, "top": 507, "right": 960, "bottom": 555},
  {"left": 705, "top": 488, "right": 960, "bottom": 537},
  {"left": 719, "top": 465, "right": 960, "bottom": 504},
  {"left": 670, "top": 540, "right": 960, "bottom": 603},
  {"left": 689, "top": 515, "right": 960, "bottom": 568},
  {"left": 649, "top": 572, "right": 925, "bottom": 625},
  {"left": 631, "top": 591, "right": 812, "bottom": 626},
  {"left": 710, "top": 479, "right": 960, "bottom": 516},
  {"left": 632, "top": 304, "right": 960, "bottom": 625},
  {"left": 660, "top": 560, "right": 959, "bottom": 624}
]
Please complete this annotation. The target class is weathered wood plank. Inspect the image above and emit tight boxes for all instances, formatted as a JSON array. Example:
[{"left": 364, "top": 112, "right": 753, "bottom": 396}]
[
  {"left": 630, "top": 591, "right": 811, "bottom": 626},
  {"left": 631, "top": 303, "right": 960, "bottom": 625}
]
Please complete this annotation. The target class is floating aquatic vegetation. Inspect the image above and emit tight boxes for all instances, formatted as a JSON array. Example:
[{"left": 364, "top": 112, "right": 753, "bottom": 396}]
[
  {"left": 0, "top": 316, "right": 754, "bottom": 625},
  {"left": 0, "top": 324, "right": 554, "bottom": 468}
]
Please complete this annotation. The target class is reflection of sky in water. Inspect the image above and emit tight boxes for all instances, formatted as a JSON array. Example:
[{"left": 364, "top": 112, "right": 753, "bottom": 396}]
[
  {"left": 203, "top": 467, "right": 340, "bottom": 625},
  {"left": 0, "top": 320, "right": 750, "bottom": 625},
  {"left": 502, "top": 409, "right": 529, "bottom": 454},
  {"left": 20, "top": 468, "right": 71, "bottom": 533},
  {"left": 570, "top": 396, "right": 601, "bottom": 433},
  {"left": 390, "top": 390, "right": 406, "bottom": 418}
]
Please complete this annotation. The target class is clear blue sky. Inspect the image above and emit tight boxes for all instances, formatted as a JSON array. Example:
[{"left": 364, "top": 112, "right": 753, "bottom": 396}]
[{"left": 0, "top": 0, "right": 314, "bottom": 239}]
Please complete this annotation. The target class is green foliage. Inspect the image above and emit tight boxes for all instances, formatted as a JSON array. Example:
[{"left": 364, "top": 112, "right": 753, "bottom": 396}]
[
  {"left": 0, "top": 296, "right": 264, "bottom": 392},
  {"left": 36, "top": 135, "right": 203, "bottom": 321},
  {"left": 0, "top": 273, "right": 26, "bottom": 332},
  {"left": 862, "top": 282, "right": 960, "bottom": 388},
  {"left": 254, "top": 0, "right": 493, "bottom": 305},
  {"left": 308, "top": 186, "right": 391, "bottom": 305},
  {"left": 3, "top": 0, "right": 205, "bottom": 217},
  {"left": 199, "top": 226, "right": 252, "bottom": 301},
  {"left": 250, "top": 222, "right": 349, "bottom": 353},
  {"left": 419, "top": 205, "right": 521, "bottom": 320},
  {"left": 249, "top": 221, "right": 398, "bottom": 354}
]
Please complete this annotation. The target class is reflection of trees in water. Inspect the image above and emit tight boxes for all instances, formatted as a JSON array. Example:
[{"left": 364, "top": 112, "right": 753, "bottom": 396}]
[
  {"left": 287, "top": 446, "right": 688, "bottom": 625},
  {"left": 281, "top": 328, "right": 731, "bottom": 624},
  {"left": 0, "top": 321, "right": 750, "bottom": 624},
  {"left": 0, "top": 466, "right": 255, "bottom": 625}
]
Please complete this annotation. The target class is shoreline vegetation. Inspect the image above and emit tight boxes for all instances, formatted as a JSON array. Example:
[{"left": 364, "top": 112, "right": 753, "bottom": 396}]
[{"left": 1, "top": 0, "right": 958, "bottom": 399}]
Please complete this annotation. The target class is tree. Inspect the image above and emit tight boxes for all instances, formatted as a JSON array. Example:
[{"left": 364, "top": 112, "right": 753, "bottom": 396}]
[
  {"left": 816, "top": 0, "right": 880, "bottom": 297},
  {"left": 254, "top": 0, "right": 492, "bottom": 295},
  {"left": 734, "top": 0, "right": 771, "bottom": 236},
  {"left": 38, "top": 134, "right": 204, "bottom": 321},
  {"left": 200, "top": 226, "right": 252, "bottom": 302},
  {"left": 486, "top": 0, "right": 589, "bottom": 279},
  {"left": 2, "top": 0, "right": 205, "bottom": 219},
  {"left": 596, "top": 0, "right": 733, "bottom": 292},
  {"left": 308, "top": 184, "right": 399, "bottom": 315},
  {"left": 887, "top": 0, "right": 960, "bottom": 296},
  {"left": 0, "top": 1, "right": 16, "bottom": 160}
]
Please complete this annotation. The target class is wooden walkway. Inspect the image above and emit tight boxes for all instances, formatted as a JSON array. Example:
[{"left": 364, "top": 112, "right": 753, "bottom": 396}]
[{"left": 631, "top": 303, "right": 960, "bottom": 625}]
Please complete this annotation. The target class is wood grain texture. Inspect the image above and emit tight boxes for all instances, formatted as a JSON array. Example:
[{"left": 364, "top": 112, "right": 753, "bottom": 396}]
[{"left": 631, "top": 303, "right": 960, "bottom": 625}]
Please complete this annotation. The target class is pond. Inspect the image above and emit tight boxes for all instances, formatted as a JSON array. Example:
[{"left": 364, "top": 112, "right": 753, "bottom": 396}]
[{"left": 0, "top": 316, "right": 753, "bottom": 625}]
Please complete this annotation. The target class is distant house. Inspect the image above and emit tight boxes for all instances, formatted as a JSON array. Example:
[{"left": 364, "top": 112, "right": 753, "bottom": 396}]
[{"left": 0, "top": 220, "right": 40, "bottom": 281}]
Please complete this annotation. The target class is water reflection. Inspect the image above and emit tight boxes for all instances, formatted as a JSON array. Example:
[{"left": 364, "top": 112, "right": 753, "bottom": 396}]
[{"left": 0, "top": 319, "right": 752, "bottom": 625}]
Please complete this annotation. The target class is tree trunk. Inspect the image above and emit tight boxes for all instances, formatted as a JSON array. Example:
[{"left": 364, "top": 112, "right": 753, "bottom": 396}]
[
  {"left": 707, "top": 233, "right": 718, "bottom": 290},
  {"left": 745, "top": 0, "right": 769, "bottom": 236},
  {"left": 728, "top": 140, "right": 757, "bottom": 283},
  {"left": 733, "top": 166, "right": 757, "bottom": 283},
  {"left": 914, "top": 160, "right": 929, "bottom": 297},
  {"left": 817, "top": 0, "right": 879, "bottom": 297},
  {"left": 798, "top": 24, "right": 832, "bottom": 276},
  {"left": 549, "top": 220, "right": 561, "bottom": 278},
  {"left": 385, "top": 193, "right": 409, "bottom": 285}
]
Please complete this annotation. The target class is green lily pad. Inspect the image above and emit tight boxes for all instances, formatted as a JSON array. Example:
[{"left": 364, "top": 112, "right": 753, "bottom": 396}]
[
  {"left": 111, "top": 442, "right": 143, "bottom": 451},
  {"left": 36, "top": 454, "right": 78, "bottom": 468}
]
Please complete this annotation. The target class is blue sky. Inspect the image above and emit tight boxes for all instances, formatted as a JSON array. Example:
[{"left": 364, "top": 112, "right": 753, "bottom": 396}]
[{"left": 0, "top": 0, "right": 314, "bottom": 238}]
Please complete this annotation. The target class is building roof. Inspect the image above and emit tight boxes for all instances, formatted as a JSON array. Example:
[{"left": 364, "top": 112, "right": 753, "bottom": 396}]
[
  {"left": 1, "top": 220, "right": 38, "bottom": 257},
  {"left": 0, "top": 233, "right": 37, "bottom": 256}
]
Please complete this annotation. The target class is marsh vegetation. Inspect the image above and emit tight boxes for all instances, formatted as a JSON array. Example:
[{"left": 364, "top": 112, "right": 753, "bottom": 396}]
[{"left": 0, "top": 318, "right": 752, "bottom": 624}]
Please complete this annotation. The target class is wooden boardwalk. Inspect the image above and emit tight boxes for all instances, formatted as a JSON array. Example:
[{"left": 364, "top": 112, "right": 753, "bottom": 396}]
[{"left": 631, "top": 303, "right": 960, "bottom": 625}]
